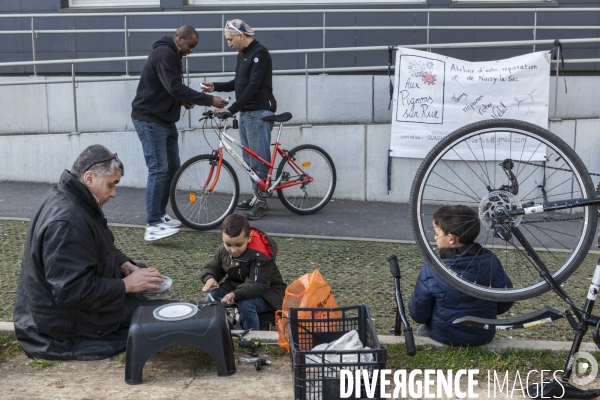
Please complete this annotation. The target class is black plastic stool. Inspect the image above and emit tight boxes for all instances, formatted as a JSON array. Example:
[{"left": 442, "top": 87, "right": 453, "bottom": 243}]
[{"left": 125, "top": 301, "right": 236, "bottom": 384}]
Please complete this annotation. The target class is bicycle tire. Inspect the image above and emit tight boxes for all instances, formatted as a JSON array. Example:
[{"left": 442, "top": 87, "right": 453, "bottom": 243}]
[
  {"left": 169, "top": 154, "right": 239, "bottom": 230},
  {"left": 410, "top": 119, "right": 597, "bottom": 302},
  {"left": 276, "top": 144, "right": 336, "bottom": 215}
]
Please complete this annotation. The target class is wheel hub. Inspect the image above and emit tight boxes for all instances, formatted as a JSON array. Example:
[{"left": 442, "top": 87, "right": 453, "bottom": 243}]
[{"left": 479, "top": 190, "right": 522, "bottom": 230}]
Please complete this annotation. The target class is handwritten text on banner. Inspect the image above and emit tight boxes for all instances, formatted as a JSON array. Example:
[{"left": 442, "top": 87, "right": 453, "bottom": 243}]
[{"left": 390, "top": 48, "right": 550, "bottom": 160}]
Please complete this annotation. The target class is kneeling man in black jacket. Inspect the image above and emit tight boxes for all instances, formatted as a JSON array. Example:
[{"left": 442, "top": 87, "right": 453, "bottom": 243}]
[{"left": 14, "top": 145, "right": 167, "bottom": 360}]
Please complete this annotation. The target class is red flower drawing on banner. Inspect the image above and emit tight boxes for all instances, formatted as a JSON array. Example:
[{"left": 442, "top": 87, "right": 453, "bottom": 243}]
[{"left": 422, "top": 72, "right": 436, "bottom": 85}]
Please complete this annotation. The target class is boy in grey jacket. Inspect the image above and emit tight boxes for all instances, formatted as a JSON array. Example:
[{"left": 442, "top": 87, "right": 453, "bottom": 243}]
[{"left": 201, "top": 213, "right": 286, "bottom": 330}]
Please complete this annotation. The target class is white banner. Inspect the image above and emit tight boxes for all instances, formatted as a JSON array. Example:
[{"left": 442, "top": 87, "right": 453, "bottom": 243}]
[{"left": 390, "top": 48, "right": 551, "bottom": 159}]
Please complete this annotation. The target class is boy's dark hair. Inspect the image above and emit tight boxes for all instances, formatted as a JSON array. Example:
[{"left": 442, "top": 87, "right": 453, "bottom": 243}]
[
  {"left": 433, "top": 205, "right": 480, "bottom": 245},
  {"left": 221, "top": 213, "right": 250, "bottom": 237}
]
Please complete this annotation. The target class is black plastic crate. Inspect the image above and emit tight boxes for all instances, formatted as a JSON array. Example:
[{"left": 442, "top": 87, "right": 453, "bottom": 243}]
[{"left": 288, "top": 305, "right": 387, "bottom": 400}]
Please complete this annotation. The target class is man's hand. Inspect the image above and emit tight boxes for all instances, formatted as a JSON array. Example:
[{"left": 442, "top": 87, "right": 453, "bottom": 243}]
[
  {"left": 212, "top": 96, "right": 229, "bottom": 108},
  {"left": 183, "top": 102, "right": 195, "bottom": 109},
  {"left": 120, "top": 261, "right": 139, "bottom": 277},
  {"left": 202, "top": 278, "right": 219, "bottom": 293},
  {"left": 221, "top": 292, "right": 235, "bottom": 306},
  {"left": 201, "top": 82, "right": 214, "bottom": 93},
  {"left": 123, "top": 268, "right": 163, "bottom": 293},
  {"left": 213, "top": 107, "right": 230, "bottom": 116}
]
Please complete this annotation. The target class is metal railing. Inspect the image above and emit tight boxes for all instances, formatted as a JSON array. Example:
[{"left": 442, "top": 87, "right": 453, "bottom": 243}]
[
  {"left": 0, "top": 36, "right": 598, "bottom": 131},
  {"left": 0, "top": 8, "right": 599, "bottom": 131},
  {"left": 0, "top": 8, "right": 599, "bottom": 75}
]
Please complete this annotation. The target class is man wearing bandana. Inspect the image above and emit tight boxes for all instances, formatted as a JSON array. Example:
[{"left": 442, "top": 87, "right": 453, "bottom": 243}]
[{"left": 202, "top": 19, "right": 277, "bottom": 220}]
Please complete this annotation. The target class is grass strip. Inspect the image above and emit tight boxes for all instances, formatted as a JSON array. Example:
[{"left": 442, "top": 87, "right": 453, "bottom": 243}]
[{"left": 1, "top": 220, "right": 598, "bottom": 342}]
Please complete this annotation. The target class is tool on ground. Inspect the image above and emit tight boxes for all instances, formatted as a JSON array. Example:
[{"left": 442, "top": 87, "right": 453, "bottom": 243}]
[
  {"left": 231, "top": 329, "right": 260, "bottom": 356},
  {"left": 238, "top": 357, "right": 271, "bottom": 371}
]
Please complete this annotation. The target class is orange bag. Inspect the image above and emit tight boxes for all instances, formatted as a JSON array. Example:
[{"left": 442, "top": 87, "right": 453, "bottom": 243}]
[{"left": 275, "top": 270, "right": 339, "bottom": 352}]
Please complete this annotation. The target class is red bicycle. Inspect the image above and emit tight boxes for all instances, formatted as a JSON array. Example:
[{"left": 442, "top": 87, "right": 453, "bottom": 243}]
[{"left": 169, "top": 111, "right": 336, "bottom": 230}]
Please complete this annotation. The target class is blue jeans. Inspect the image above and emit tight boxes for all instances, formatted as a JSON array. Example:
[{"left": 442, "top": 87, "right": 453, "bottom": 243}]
[
  {"left": 239, "top": 110, "right": 275, "bottom": 186},
  {"left": 205, "top": 287, "right": 272, "bottom": 331},
  {"left": 133, "top": 119, "right": 180, "bottom": 226}
]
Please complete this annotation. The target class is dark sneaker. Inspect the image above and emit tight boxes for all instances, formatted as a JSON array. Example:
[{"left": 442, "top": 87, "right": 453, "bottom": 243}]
[
  {"left": 247, "top": 201, "right": 268, "bottom": 220},
  {"left": 236, "top": 197, "right": 255, "bottom": 210}
]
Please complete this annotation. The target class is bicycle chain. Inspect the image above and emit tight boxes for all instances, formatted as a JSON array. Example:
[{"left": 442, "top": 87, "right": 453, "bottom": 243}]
[
  {"left": 515, "top": 160, "right": 600, "bottom": 176},
  {"left": 520, "top": 215, "right": 585, "bottom": 224}
]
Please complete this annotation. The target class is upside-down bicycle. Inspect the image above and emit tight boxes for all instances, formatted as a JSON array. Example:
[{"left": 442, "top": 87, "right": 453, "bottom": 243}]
[
  {"left": 169, "top": 111, "right": 336, "bottom": 230},
  {"left": 407, "top": 119, "right": 600, "bottom": 398}
]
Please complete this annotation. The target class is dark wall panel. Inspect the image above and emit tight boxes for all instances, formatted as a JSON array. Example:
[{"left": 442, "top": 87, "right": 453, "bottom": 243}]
[
  {"left": 35, "top": 51, "right": 79, "bottom": 74},
  {"left": 0, "top": 19, "right": 25, "bottom": 53},
  {"left": 0, "top": 1, "right": 21, "bottom": 12},
  {"left": 0, "top": 53, "right": 25, "bottom": 73},
  {"left": 0, "top": 1, "right": 599, "bottom": 74},
  {"left": 20, "top": 0, "right": 60, "bottom": 12}
]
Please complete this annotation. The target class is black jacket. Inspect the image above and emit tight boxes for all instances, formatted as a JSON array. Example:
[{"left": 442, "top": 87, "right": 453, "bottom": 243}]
[
  {"left": 13, "top": 170, "right": 138, "bottom": 360},
  {"left": 131, "top": 36, "right": 214, "bottom": 125},
  {"left": 200, "top": 228, "right": 286, "bottom": 310},
  {"left": 213, "top": 40, "right": 276, "bottom": 115},
  {"left": 408, "top": 244, "right": 513, "bottom": 346}
]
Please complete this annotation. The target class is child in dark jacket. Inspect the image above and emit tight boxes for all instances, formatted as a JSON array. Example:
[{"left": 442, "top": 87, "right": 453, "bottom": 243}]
[
  {"left": 408, "top": 205, "right": 513, "bottom": 346},
  {"left": 201, "top": 213, "right": 286, "bottom": 330}
]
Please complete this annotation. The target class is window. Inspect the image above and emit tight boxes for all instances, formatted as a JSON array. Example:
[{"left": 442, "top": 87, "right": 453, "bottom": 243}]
[
  {"left": 69, "top": 0, "right": 159, "bottom": 7},
  {"left": 453, "top": 0, "right": 550, "bottom": 2},
  {"left": 186, "top": 0, "right": 423, "bottom": 5}
]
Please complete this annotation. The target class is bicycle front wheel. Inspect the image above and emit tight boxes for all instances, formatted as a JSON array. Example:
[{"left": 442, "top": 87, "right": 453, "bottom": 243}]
[
  {"left": 170, "top": 154, "right": 239, "bottom": 230},
  {"left": 276, "top": 144, "right": 336, "bottom": 215},
  {"left": 410, "top": 119, "right": 597, "bottom": 302}
]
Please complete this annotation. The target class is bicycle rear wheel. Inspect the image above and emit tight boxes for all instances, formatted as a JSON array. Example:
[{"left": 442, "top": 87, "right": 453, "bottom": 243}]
[
  {"left": 170, "top": 154, "right": 239, "bottom": 230},
  {"left": 276, "top": 144, "right": 336, "bottom": 215},
  {"left": 410, "top": 119, "right": 597, "bottom": 302}
]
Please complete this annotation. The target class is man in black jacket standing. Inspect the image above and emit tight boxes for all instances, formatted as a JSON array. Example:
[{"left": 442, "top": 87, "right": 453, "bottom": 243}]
[
  {"left": 14, "top": 145, "right": 167, "bottom": 360},
  {"left": 132, "top": 25, "right": 228, "bottom": 241},
  {"left": 203, "top": 19, "right": 277, "bottom": 220}
]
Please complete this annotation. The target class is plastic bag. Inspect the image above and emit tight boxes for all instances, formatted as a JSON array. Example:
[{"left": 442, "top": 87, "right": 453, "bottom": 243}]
[{"left": 275, "top": 270, "right": 339, "bottom": 352}]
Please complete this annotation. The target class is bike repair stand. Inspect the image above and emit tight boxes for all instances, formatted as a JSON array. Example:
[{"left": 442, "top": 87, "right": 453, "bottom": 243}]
[
  {"left": 455, "top": 257, "right": 600, "bottom": 399},
  {"left": 232, "top": 330, "right": 272, "bottom": 372},
  {"left": 530, "top": 261, "right": 600, "bottom": 399}
]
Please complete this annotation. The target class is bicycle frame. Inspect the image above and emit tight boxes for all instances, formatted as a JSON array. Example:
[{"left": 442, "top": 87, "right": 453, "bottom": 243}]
[
  {"left": 464, "top": 190, "right": 600, "bottom": 391},
  {"left": 205, "top": 119, "right": 313, "bottom": 195}
]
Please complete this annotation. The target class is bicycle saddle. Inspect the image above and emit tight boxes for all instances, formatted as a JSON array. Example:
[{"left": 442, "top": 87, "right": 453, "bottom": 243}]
[{"left": 263, "top": 112, "right": 292, "bottom": 122}]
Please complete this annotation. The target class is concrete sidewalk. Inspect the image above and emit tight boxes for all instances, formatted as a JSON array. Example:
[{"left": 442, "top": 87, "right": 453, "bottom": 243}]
[
  {"left": 0, "top": 181, "right": 411, "bottom": 241},
  {"left": 1, "top": 320, "right": 596, "bottom": 353}
]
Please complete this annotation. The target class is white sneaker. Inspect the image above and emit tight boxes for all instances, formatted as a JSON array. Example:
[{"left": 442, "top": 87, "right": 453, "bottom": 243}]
[
  {"left": 144, "top": 223, "right": 180, "bottom": 241},
  {"left": 161, "top": 214, "right": 181, "bottom": 228}
]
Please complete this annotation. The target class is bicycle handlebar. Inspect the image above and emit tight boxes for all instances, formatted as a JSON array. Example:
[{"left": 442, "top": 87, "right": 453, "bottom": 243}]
[
  {"left": 388, "top": 255, "right": 401, "bottom": 279},
  {"left": 404, "top": 327, "right": 416, "bottom": 356},
  {"left": 388, "top": 255, "right": 416, "bottom": 356},
  {"left": 201, "top": 110, "right": 234, "bottom": 120}
]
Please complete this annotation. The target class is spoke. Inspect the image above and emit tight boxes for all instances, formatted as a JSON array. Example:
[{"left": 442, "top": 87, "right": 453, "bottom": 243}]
[
  {"left": 424, "top": 183, "right": 480, "bottom": 203},
  {"left": 440, "top": 160, "right": 483, "bottom": 201},
  {"left": 521, "top": 218, "right": 582, "bottom": 240},
  {"left": 422, "top": 198, "right": 479, "bottom": 205},
  {"left": 455, "top": 141, "right": 493, "bottom": 189},
  {"left": 520, "top": 167, "right": 575, "bottom": 201},
  {"left": 477, "top": 134, "right": 492, "bottom": 188},
  {"left": 514, "top": 141, "right": 543, "bottom": 179},
  {"left": 518, "top": 223, "right": 567, "bottom": 265},
  {"left": 431, "top": 170, "right": 482, "bottom": 202}
]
